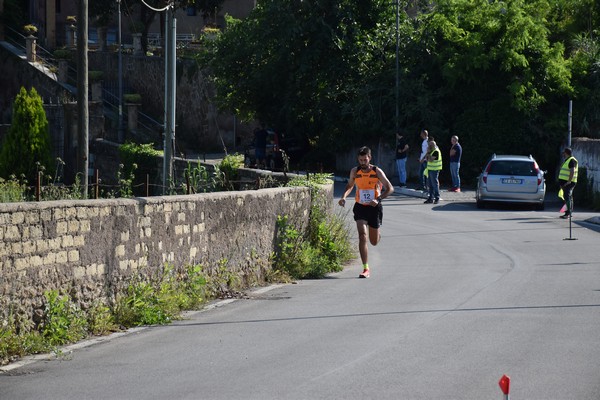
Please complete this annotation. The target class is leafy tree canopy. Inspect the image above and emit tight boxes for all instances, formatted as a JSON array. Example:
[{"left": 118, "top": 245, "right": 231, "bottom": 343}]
[{"left": 211, "top": 0, "right": 397, "bottom": 156}]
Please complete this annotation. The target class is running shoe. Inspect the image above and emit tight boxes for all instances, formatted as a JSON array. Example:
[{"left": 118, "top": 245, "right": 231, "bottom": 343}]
[{"left": 359, "top": 269, "right": 370, "bottom": 278}]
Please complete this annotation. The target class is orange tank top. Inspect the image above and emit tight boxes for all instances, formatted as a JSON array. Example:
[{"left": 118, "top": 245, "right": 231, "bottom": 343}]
[{"left": 354, "top": 166, "right": 382, "bottom": 204}]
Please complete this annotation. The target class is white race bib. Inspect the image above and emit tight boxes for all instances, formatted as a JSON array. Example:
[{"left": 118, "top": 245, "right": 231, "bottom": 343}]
[{"left": 358, "top": 189, "right": 375, "bottom": 204}]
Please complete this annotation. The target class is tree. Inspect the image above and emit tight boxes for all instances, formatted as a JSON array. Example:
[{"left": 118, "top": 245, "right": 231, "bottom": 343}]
[
  {"left": 548, "top": 0, "right": 600, "bottom": 138},
  {"left": 192, "top": 0, "right": 225, "bottom": 26},
  {"left": 401, "top": 0, "right": 573, "bottom": 180},
  {"left": 89, "top": 0, "right": 116, "bottom": 27},
  {"left": 211, "top": 0, "right": 398, "bottom": 162},
  {"left": 0, "top": 87, "right": 53, "bottom": 182}
]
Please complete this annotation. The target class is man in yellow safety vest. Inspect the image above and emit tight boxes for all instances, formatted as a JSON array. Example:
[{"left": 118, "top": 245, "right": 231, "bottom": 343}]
[
  {"left": 424, "top": 140, "right": 442, "bottom": 204},
  {"left": 558, "top": 147, "right": 578, "bottom": 219}
]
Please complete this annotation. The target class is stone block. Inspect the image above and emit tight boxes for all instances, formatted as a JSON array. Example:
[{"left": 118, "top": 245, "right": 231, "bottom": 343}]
[
  {"left": 11, "top": 212, "right": 25, "bottom": 224},
  {"left": 56, "top": 221, "right": 68, "bottom": 234}
]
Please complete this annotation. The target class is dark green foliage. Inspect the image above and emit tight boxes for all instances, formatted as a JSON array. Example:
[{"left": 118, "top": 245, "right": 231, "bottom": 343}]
[
  {"left": 118, "top": 142, "right": 162, "bottom": 196},
  {"left": 0, "top": 0, "right": 27, "bottom": 33},
  {"left": 209, "top": 0, "right": 600, "bottom": 182},
  {"left": 192, "top": 0, "right": 225, "bottom": 22},
  {"left": 0, "top": 87, "right": 54, "bottom": 182},
  {"left": 217, "top": 153, "right": 244, "bottom": 188},
  {"left": 211, "top": 0, "right": 396, "bottom": 151}
]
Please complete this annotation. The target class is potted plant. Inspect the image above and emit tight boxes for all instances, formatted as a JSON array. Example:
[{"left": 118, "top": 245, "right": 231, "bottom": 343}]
[
  {"left": 124, "top": 93, "right": 142, "bottom": 104},
  {"left": 53, "top": 48, "right": 71, "bottom": 60},
  {"left": 129, "top": 21, "right": 145, "bottom": 34},
  {"left": 66, "top": 15, "right": 77, "bottom": 27},
  {"left": 23, "top": 24, "right": 38, "bottom": 36},
  {"left": 53, "top": 48, "right": 71, "bottom": 81},
  {"left": 88, "top": 70, "right": 104, "bottom": 82},
  {"left": 89, "top": 71, "right": 104, "bottom": 101}
]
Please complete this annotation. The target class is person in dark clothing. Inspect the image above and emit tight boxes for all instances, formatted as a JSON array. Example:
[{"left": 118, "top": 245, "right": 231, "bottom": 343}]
[
  {"left": 253, "top": 127, "right": 268, "bottom": 168},
  {"left": 449, "top": 135, "right": 462, "bottom": 192},
  {"left": 395, "top": 133, "right": 409, "bottom": 187}
]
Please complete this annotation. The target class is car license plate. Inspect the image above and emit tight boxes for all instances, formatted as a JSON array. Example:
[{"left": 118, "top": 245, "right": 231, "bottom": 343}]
[{"left": 502, "top": 178, "right": 523, "bottom": 184}]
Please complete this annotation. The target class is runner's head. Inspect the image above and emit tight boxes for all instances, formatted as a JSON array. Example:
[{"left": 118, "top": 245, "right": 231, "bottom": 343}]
[{"left": 357, "top": 147, "right": 372, "bottom": 169}]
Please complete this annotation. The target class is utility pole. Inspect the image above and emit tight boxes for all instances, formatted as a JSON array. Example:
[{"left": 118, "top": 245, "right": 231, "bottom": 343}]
[
  {"left": 162, "top": 4, "right": 176, "bottom": 194},
  {"left": 567, "top": 100, "right": 572, "bottom": 147},
  {"left": 77, "top": 0, "right": 89, "bottom": 198},
  {"left": 395, "top": 0, "right": 400, "bottom": 135},
  {"left": 117, "top": 0, "right": 124, "bottom": 143}
]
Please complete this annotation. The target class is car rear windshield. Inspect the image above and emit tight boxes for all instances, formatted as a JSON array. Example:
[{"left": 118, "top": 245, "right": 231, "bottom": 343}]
[{"left": 488, "top": 161, "right": 537, "bottom": 176}]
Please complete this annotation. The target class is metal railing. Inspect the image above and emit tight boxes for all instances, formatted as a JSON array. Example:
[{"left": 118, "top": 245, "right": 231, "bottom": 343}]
[{"left": 3, "top": 24, "right": 166, "bottom": 146}]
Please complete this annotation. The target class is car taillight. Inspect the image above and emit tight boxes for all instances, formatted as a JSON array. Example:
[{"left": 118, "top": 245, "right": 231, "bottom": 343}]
[
  {"left": 533, "top": 162, "right": 542, "bottom": 185},
  {"left": 483, "top": 163, "right": 491, "bottom": 184}
]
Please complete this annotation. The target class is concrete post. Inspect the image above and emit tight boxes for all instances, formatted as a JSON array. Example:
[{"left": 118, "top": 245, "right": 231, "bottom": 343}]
[
  {"left": 58, "top": 59, "right": 69, "bottom": 82},
  {"left": 126, "top": 103, "right": 139, "bottom": 134},
  {"left": 26, "top": 36, "right": 37, "bottom": 62},
  {"left": 132, "top": 33, "right": 143, "bottom": 56}
]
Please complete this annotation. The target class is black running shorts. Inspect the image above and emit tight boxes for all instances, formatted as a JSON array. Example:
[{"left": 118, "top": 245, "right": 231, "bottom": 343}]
[{"left": 353, "top": 202, "right": 383, "bottom": 229}]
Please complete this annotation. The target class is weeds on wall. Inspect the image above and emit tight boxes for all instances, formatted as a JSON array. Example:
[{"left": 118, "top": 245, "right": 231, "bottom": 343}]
[
  {"left": 219, "top": 153, "right": 245, "bottom": 189},
  {"left": 42, "top": 290, "right": 88, "bottom": 346},
  {"left": 0, "top": 176, "right": 27, "bottom": 202},
  {"left": 273, "top": 173, "right": 354, "bottom": 279},
  {"left": 116, "top": 163, "right": 137, "bottom": 198},
  {"left": 0, "top": 262, "right": 212, "bottom": 366},
  {"left": 114, "top": 264, "right": 207, "bottom": 327},
  {"left": 0, "top": 159, "right": 86, "bottom": 203},
  {"left": 0, "top": 314, "right": 50, "bottom": 365}
]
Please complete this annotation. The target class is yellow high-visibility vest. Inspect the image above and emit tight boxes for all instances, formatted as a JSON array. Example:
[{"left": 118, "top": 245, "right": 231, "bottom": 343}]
[
  {"left": 559, "top": 156, "right": 578, "bottom": 183},
  {"left": 428, "top": 149, "right": 442, "bottom": 171}
]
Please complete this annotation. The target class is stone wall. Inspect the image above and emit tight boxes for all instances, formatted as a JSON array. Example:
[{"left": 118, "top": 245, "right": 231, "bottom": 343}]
[
  {"left": 572, "top": 137, "right": 600, "bottom": 193},
  {"left": 87, "top": 51, "right": 253, "bottom": 152},
  {"left": 0, "top": 183, "right": 333, "bottom": 324}
]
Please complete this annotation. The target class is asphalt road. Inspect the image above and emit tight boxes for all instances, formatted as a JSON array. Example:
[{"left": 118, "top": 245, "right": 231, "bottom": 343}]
[{"left": 1, "top": 184, "right": 600, "bottom": 400}]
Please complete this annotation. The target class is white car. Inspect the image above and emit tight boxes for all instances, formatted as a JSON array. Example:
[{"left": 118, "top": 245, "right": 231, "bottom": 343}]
[{"left": 476, "top": 154, "right": 546, "bottom": 210}]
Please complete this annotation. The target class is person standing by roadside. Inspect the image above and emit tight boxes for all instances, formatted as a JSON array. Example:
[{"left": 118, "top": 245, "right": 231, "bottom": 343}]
[
  {"left": 395, "top": 133, "right": 409, "bottom": 187},
  {"left": 253, "top": 126, "right": 268, "bottom": 169},
  {"left": 558, "top": 147, "right": 578, "bottom": 219},
  {"left": 418, "top": 130, "right": 429, "bottom": 190},
  {"left": 449, "top": 135, "right": 462, "bottom": 192},
  {"left": 424, "top": 140, "right": 442, "bottom": 204},
  {"left": 338, "top": 146, "right": 394, "bottom": 278}
]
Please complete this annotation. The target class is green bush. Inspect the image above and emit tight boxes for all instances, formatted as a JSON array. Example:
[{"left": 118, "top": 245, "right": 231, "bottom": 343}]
[
  {"left": 119, "top": 142, "right": 162, "bottom": 196},
  {"left": 218, "top": 153, "right": 244, "bottom": 184},
  {"left": 0, "top": 316, "right": 49, "bottom": 365},
  {"left": 123, "top": 93, "right": 142, "bottom": 104},
  {"left": 0, "top": 87, "right": 54, "bottom": 182},
  {"left": 53, "top": 48, "right": 71, "bottom": 60},
  {"left": 114, "top": 264, "right": 207, "bottom": 327},
  {"left": 0, "top": 176, "right": 27, "bottom": 203},
  {"left": 42, "top": 290, "right": 88, "bottom": 346},
  {"left": 88, "top": 70, "right": 104, "bottom": 82}
]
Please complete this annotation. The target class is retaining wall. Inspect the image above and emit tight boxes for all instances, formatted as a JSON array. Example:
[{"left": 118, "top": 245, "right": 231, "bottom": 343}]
[
  {"left": 0, "top": 183, "right": 333, "bottom": 324},
  {"left": 572, "top": 138, "right": 600, "bottom": 193}
]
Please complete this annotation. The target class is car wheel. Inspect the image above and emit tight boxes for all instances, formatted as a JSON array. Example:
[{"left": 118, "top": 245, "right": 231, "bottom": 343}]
[
  {"left": 476, "top": 199, "right": 485, "bottom": 209},
  {"left": 535, "top": 202, "right": 545, "bottom": 211}
]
